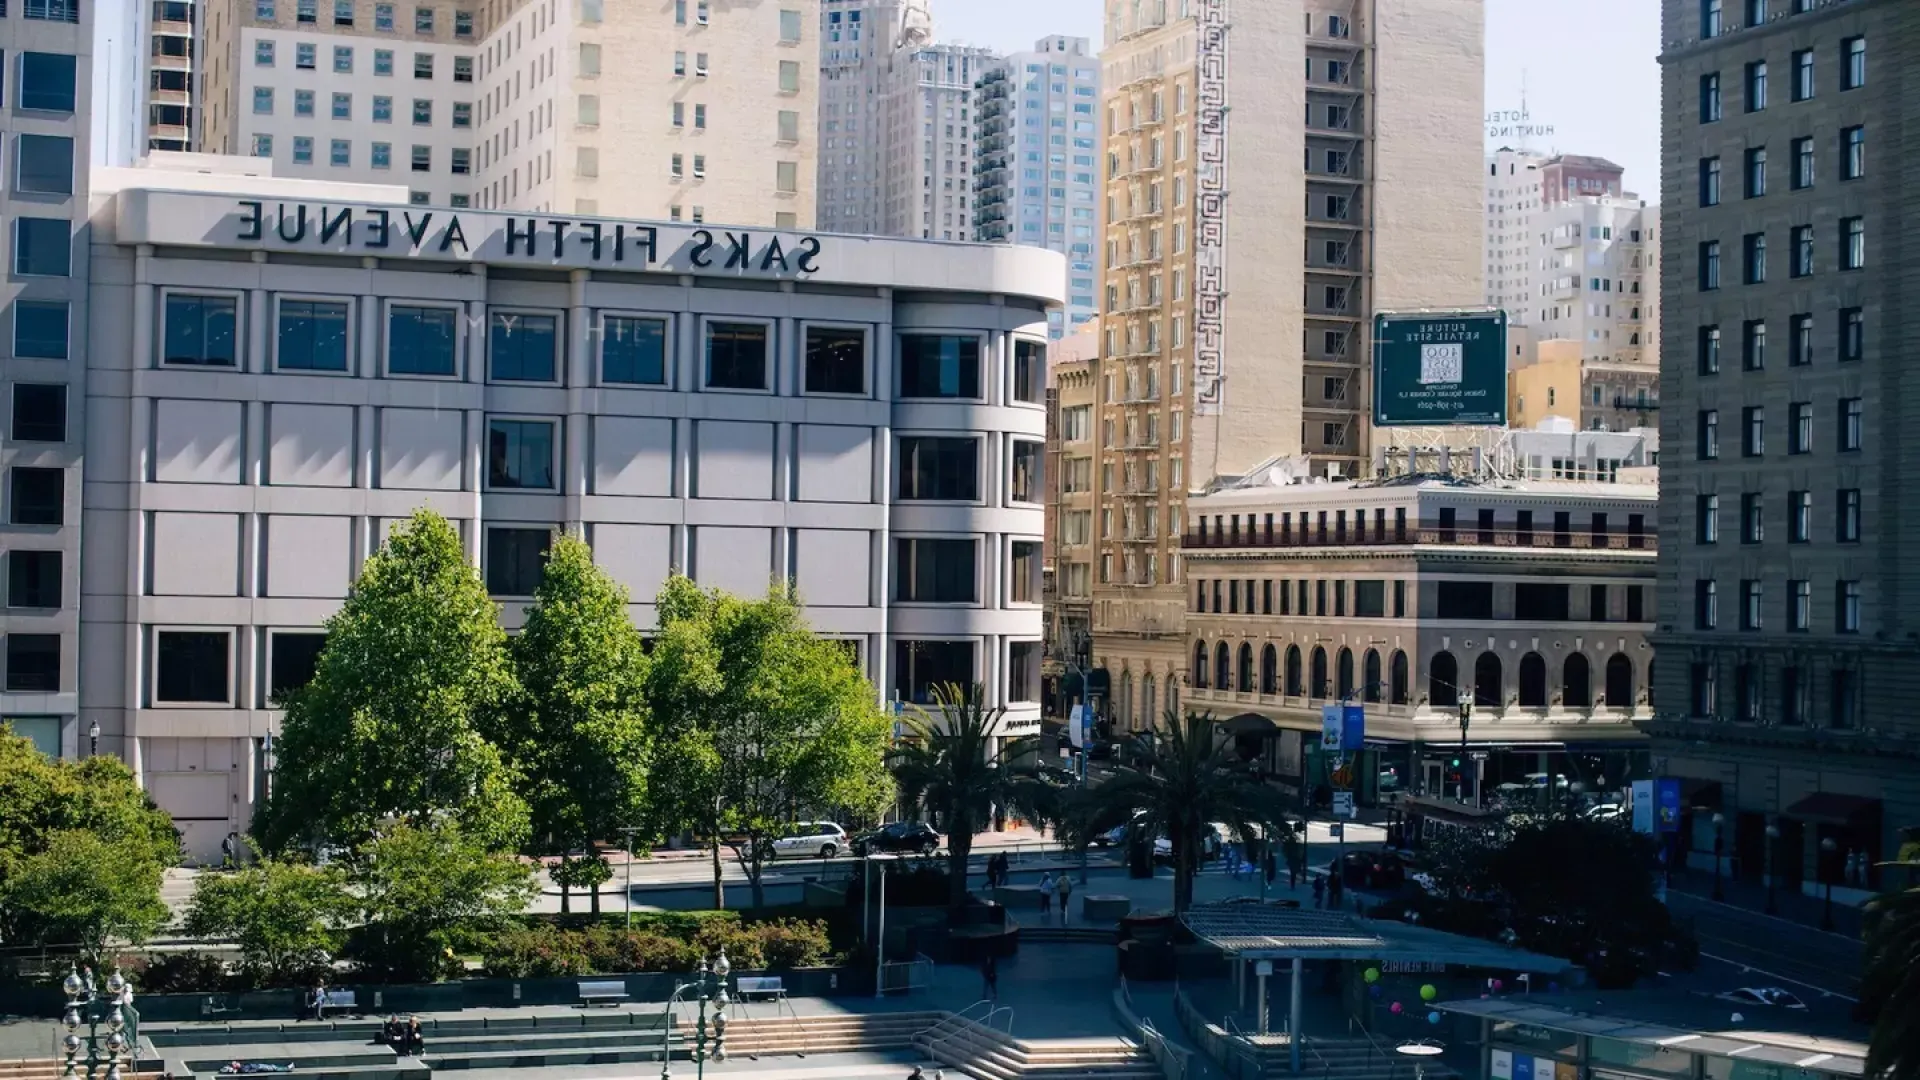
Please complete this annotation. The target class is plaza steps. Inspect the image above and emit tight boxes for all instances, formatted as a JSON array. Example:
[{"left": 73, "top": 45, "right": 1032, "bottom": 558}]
[
  {"left": 912, "top": 1020, "right": 1160, "bottom": 1080},
  {"left": 0, "top": 1059, "right": 61, "bottom": 1080},
  {"left": 722, "top": 1010, "right": 945, "bottom": 1058},
  {"left": 1239, "top": 1036, "right": 1460, "bottom": 1080}
]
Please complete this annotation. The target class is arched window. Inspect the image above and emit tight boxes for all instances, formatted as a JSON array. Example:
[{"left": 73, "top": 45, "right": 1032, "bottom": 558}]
[
  {"left": 1337, "top": 648, "right": 1355, "bottom": 699},
  {"left": 1606, "top": 653, "right": 1634, "bottom": 707},
  {"left": 1118, "top": 673, "right": 1134, "bottom": 726},
  {"left": 1215, "top": 642, "right": 1231, "bottom": 692},
  {"left": 1260, "top": 645, "right": 1278, "bottom": 695},
  {"left": 1191, "top": 641, "right": 1208, "bottom": 688},
  {"left": 1363, "top": 650, "right": 1383, "bottom": 703},
  {"left": 1475, "top": 652, "right": 1502, "bottom": 707},
  {"left": 1168, "top": 682, "right": 1180, "bottom": 716},
  {"left": 1141, "top": 675, "right": 1157, "bottom": 727},
  {"left": 1564, "top": 652, "right": 1592, "bottom": 708},
  {"left": 1390, "top": 651, "right": 1409, "bottom": 704},
  {"left": 1646, "top": 659, "right": 1656, "bottom": 709},
  {"left": 1519, "top": 653, "right": 1548, "bottom": 707},
  {"left": 1311, "top": 647, "right": 1330, "bottom": 699},
  {"left": 1286, "top": 646, "right": 1304, "bottom": 697},
  {"left": 1237, "top": 643, "right": 1255, "bottom": 693},
  {"left": 1430, "top": 651, "right": 1459, "bottom": 707}
]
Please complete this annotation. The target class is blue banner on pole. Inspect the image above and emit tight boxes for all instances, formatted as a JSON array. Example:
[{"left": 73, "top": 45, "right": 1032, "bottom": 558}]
[{"left": 1655, "top": 778, "right": 1682, "bottom": 834}]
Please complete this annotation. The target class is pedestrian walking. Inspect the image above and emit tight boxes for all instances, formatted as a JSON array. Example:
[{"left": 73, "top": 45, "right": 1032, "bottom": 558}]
[
  {"left": 1037, "top": 872, "right": 1053, "bottom": 918},
  {"left": 1264, "top": 849, "right": 1277, "bottom": 888},
  {"left": 1055, "top": 872, "right": 1073, "bottom": 925},
  {"left": 981, "top": 953, "right": 999, "bottom": 1000},
  {"left": 1327, "top": 863, "right": 1345, "bottom": 908},
  {"left": 1311, "top": 874, "right": 1326, "bottom": 909}
]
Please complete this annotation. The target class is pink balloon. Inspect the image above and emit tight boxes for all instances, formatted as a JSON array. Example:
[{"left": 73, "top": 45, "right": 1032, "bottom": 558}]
[
  {"left": 1390, "top": 1002, "right": 1403, "bottom": 1014},
  {"left": 1491, "top": 979, "right": 1504, "bottom": 991}
]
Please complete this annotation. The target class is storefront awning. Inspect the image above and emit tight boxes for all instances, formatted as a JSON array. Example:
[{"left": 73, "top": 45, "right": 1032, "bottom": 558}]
[
  {"left": 1786, "top": 791, "right": 1881, "bottom": 827},
  {"left": 1181, "top": 902, "right": 1574, "bottom": 972}
]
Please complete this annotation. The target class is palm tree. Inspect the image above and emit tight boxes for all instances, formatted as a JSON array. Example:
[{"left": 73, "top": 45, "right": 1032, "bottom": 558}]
[
  {"left": 1861, "top": 864, "right": 1920, "bottom": 1079},
  {"left": 888, "top": 684, "right": 1050, "bottom": 910},
  {"left": 1081, "top": 708, "right": 1293, "bottom": 913}
]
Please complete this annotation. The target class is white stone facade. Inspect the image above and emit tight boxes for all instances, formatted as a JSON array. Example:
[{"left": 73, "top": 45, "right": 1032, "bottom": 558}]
[{"left": 78, "top": 171, "right": 1060, "bottom": 861}]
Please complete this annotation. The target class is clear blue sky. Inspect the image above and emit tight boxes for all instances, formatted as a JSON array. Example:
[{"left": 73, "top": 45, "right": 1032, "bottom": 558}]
[{"left": 935, "top": 0, "right": 1661, "bottom": 200}]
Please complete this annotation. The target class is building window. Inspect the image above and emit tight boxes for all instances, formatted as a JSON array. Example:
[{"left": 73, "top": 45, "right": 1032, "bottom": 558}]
[
  {"left": 5, "top": 634, "right": 60, "bottom": 693},
  {"left": 1699, "top": 72, "right": 1722, "bottom": 121},
  {"left": 1791, "top": 49, "right": 1813, "bottom": 101},
  {"left": 1836, "top": 580, "right": 1861, "bottom": 633},
  {"left": 1012, "top": 339, "right": 1045, "bottom": 404},
  {"left": 375, "top": 2, "right": 394, "bottom": 29},
  {"left": 1701, "top": 0, "right": 1721, "bottom": 36},
  {"left": 297, "top": 0, "right": 318, "bottom": 20},
  {"left": 778, "top": 109, "right": 800, "bottom": 143},
  {"left": 1742, "top": 406, "right": 1764, "bottom": 456},
  {"left": 486, "top": 418, "right": 556, "bottom": 490},
  {"left": 1792, "top": 137, "right": 1813, "bottom": 188},
  {"left": 489, "top": 313, "right": 558, "bottom": 382},
  {"left": 803, "top": 326, "right": 866, "bottom": 395},
  {"left": 455, "top": 10, "right": 473, "bottom": 35},
  {"left": 1008, "top": 640, "right": 1040, "bottom": 704},
  {"left": 267, "top": 633, "right": 327, "bottom": 703},
  {"left": 705, "top": 321, "right": 769, "bottom": 390},
  {"left": 1742, "top": 232, "right": 1766, "bottom": 284},
  {"left": 1790, "top": 224, "right": 1813, "bottom": 277},
  {"left": 410, "top": 145, "right": 430, "bottom": 172},
  {"left": 583, "top": 44, "right": 603, "bottom": 76},
  {"left": 1698, "top": 409, "right": 1719, "bottom": 460},
  {"left": 1741, "top": 491, "right": 1764, "bottom": 542},
  {"left": 1831, "top": 669, "right": 1859, "bottom": 727},
  {"left": 1842, "top": 126, "right": 1865, "bottom": 180},
  {"left": 20, "top": 52, "right": 78, "bottom": 111},
  {"left": 297, "top": 43, "right": 316, "bottom": 69},
  {"left": 1790, "top": 579, "right": 1811, "bottom": 631},
  {"left": 1742, "top": 320, "right": 1766, "bottom": 370},
  {"left": 779, "top": 60, "right": 801, "bottom": 93},
  {"left": 1695, "top": 579, "right": 1717, "bottom": 630},
  {"left": 1740, "top": 580, "right": 1762, "bottom": 631},
  {"left": 1698, "top": 157, "right": 1720, "bottom": 206},
  {"left": 11, "top": 384, "right": 67, "bottom": 443},
  {"left": 412, "top": 98, "right": 432, "bottom": 124},
  {"left": 163, "top": 294, "right": 239, "bottom": 366},
  {"left": 371, "top": 142, "right": 391, "bottom": 168},
  {"left": 156, "top": 630, "right": 229, "bottom": 703},
  {"left": 414, "top": 5, "right": 434, "bottom": 32},
  {"left": 9, "top": 467, "right": 62, "bottom": 526},
  {"left": 1789, "top": 401, "right": 1811, "bottom": 454},
  {"left": 1787, "top": 490, "right": 1812, "bottom": 543},
  {"left": 375, "top": 50, "right": 394, "bottom": 75},
  {"left": 1697, "top": 325, "right": 1721, "bottom": 374},
  {"left": 891, "top": 640, "right": 975, "bottom": 706},
  {"left": 893, "top": 538, "right": 976, "bottom": 603},
  {"left": 779, "top": 8, "right": 803, "bottom": 42},
  {"left": 601, "top": 316, "right": 668, "bottom": 385},
  {"left": 330, "top": 139, "right": 352, "bottom": 167},
  {"left": 334, "top": 45, "right": 353, "bottom": 72},
  {"left": 1698, "top": 240, "right": 1720, "bottom": 291},
  {"left": 1840, "top": 397, "right": 1863, "bottom": 452},
  {"left": 14, "top": 218, "right": 72, "bottom": 277},
  {"left": 455, "top": 56, "right": 473, "bottom": 83},
  {"left": 1841, "top": 216, "right": 1865, "bottom": 270},
  {"left": 8, "top": 550, "right": 61, "bottom": 609},
  {"left": 1696, "top": 494, "right": 1719, "bottom": 544},
  {"left": 277, "top": 299, "right": 351, "bottom": 371},
  {"left": 898, "top": 335, "right": 981, "bottom": 399},
  {"left": 1744, "top": 146, "right": 1766, "bottom": 197},
  {"left": 1839, "top": 307, "right": 1864, "bottom": 362},
  {"left": 1837, "top": 488, "right": 1861, "bottom": 542},
  {"left": 414, "top": 53, "right": 434, "bottom": 79},
  {"left": 256, "top": 40, "right": 276, "bottom": 66},
  {"left": 1787, "top": 313, "right": 1812, "bottom": 366},
  {"left": 1745, "top": 59, "right": 1766, "bottom": 111},
  {"left": 485, "top": 528, "right": 552, "bottom": 597},
  {"left": 14, "top": 300, "right": 69, "bottom": 360},
  {"left": 292, "top": 136, "right": 313, "bottom": 164},
  {"left": 1842, "top": 36, "right": 1866, "bottom": 91},
  {"left": 897, "top": 437, "right": 978, "bottom": 501},
  {"left": 374, "top": 96, "right": 393, "bottom": 122},
  {"left": 387, "top": 304, "right": 458, "bottom": 376},
  {"left": 1010, "top": 441, "right": 1042, "bottom": 505},
  {"left": 776, "top": 161, "right": 798, "bottom": 193},
  {"left": 13, "top": 133, "right": 72, "bottom": 196}
]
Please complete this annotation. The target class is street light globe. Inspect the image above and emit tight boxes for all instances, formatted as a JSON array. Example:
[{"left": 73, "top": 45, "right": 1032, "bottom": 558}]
[
  {"left": 106, "top": 1065, "right": 122, "bottom": 1080},
  {"left": 62, "top": 972, "right": 83, "bottom": 998},
  {"left": 106, "top": 972, "right": 126, "bottom": 996},
  {"left": 713, "top": 949, "right": 731, "bottom": 977},
  {"left": 63, "top": 1010, "right": 80, "bottom": 1031},
  {"left": 106, "top": 1033, "right": 126, "bottom": 1054},
  {"left": 1712, "top": 812, "right": 1725, "bottom": 827},
  {"left": 1822, "top": 837, "right": 1838, "bottom": 852},
  {"left": 62, "top": 1035, "right": 81, "bottom": 1055},
  {"left": 108, "top": 1009, "right": 126, "bottom": 1032},
  {"left": 713, "top": 989, "right": 729, "bottom": 1010},
  {"left": 1765, "top": 823, "right": 1780, "bottom": 840}
]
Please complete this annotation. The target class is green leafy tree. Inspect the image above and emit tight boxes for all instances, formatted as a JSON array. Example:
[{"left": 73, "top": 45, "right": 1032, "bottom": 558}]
[
  {"left": 1079, "top": 709, "right": 1291, "bottom": 913},
  {"left": 184, "top": 854, "right": 356, "bottom": 985},
  {"left": 353, "top": 818, "right": 536, "bottom": 982},
  {"left": 504, "top": 535, "right": 652, "bottom": 914},
  {"left": 646, "top": 575, "right": 894, "bottom": 909},
  {"left": 0, "top": 729, "right": 178, "bottom": 961},
  {"left": 889, "top": 685, "right": 1053, "bottom": 911},
  {"left": 2, "top": 832, "right": 171, "bottom": 964},
  {"left": 258, "top": 511, "right": 529, "bottom": 854},
  {"left": 1864, "top": 865, "right": 1920, "bottom": 1080}
]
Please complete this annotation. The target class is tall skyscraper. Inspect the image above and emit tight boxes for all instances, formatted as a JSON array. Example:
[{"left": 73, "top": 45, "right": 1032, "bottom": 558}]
[
  {"left": 818, "top": 0, "right": 905, "bottom": 233},
  {"left": 1485, "top": 146, "right": 1549, "bottom": 322},
  {"left": 1084, "top": 0, "right": 1485, "bottom": 725},
  {"left": 0, "top": 0, "right": 95, "bottom": 760},
  {"left": 1652, "top": 0, "right": 1911, "bottom": 889},
  {"left": 198, "top": 0, "right": 818, "bottom": 224},
  {"left": 973, "top": 36, "right": 1102, "bottom": 337}
]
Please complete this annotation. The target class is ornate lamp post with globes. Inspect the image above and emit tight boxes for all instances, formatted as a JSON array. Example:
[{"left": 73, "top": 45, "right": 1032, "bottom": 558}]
[
  {"left": 660, "top": 949, "right": 730, "bottom": 1079},
  {"left": 61, "top": 967, "right": 134, "bottom": 1080}
]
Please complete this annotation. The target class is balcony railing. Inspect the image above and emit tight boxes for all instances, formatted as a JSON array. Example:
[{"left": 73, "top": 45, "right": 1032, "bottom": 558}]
[
  {"left": 1181, "top": 526, "right": 1656, "bottom": 553},
  {"left": 1613, "top": 396, "right": 1659, "bottom": 411}
]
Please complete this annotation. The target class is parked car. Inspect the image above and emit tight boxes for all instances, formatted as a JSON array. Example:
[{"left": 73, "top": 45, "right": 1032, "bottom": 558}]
[
  {"left": 1583, "top": 802, "right": 1627, "bottom": 823},
  {"left": 1716, "top": 987, "right": 1807, "bottom": 1011},
  {"left": 853, "top": 820, "right": 941, "bottom": 855},
  {"left": 1338, "top": 849, "right": 1408, "bottom": 890},
  {"left": 766, "top": 822, "right": 848, "bottom": 860}
]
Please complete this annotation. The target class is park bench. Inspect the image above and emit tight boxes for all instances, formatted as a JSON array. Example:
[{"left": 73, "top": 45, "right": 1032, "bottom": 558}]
[
  {"left": 317, "top": 990, "right": 358, "bottom": 1018},
  {"left": 577, "top": 980, "right": 630, "bottom": 1007},
  {"left": 735, "top": 976, "right": 786, "bottom": 1002}
]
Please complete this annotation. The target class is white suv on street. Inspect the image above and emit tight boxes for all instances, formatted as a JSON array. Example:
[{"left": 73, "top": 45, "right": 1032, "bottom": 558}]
[{"left": 769, "top": 822, "right": 848, "bottom": 860}]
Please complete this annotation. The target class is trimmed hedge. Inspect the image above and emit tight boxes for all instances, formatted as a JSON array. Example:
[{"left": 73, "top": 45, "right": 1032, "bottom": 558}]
[{"left": 479, "top": 918, "right": 832, "bottom": 979}]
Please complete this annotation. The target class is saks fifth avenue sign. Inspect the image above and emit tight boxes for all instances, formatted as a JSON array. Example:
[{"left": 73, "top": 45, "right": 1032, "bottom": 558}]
[{"left": 234, "top": 200, "right": 825, "bottom": 275}]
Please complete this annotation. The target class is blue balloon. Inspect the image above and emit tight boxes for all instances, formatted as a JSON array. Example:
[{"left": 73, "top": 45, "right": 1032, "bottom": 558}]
[
  {"left": 1548, "top": 981, "right": 1560, "bottom": 993},
  {"left": 1369, "top": 985, "right": 1382, "bottom": 999},
  {"left": 1428, "top": 1012, "right": 1441, "bottom": 1025}
]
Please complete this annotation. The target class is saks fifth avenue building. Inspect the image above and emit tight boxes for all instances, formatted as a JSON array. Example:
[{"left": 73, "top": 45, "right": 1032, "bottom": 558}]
[{"left": 73, "top": 165, "right": 1061, "bottom": 860}]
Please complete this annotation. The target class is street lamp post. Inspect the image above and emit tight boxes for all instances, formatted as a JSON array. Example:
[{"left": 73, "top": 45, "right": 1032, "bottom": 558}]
[
  {"left": 1763, "top": 822, "right": 1780, "bottom": 915},
  {"left": 1395, "top": 1040, "right": 1445, "bottom": 1080},
  {"left": 1711, "top": 813, "right": 1726, "bottom": 902},
  {"left": 619, "top": 826, "right": 643, "bottom": 929},
  {"left": 661, "top": 950, "right": 729, "bottom": 1080},
  {"left": 61, "top": 968, "right": 132, "bottom": 1080},
  {"left": 1456, "top": 700, "right": 1473, "bottom": 804},
  {"left": 1820, "top": 837, "right": 1838, "bottom": 932}
]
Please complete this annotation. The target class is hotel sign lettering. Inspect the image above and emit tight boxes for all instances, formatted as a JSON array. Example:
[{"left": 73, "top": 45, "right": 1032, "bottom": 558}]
[{"left": 234, "top": 200, "right": 825, "bottom": 275}]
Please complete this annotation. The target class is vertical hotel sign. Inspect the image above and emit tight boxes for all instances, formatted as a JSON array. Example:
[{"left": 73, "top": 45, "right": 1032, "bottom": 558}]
[{"left": 1192, "top": 0, "right": 1229, "bottom": 416}]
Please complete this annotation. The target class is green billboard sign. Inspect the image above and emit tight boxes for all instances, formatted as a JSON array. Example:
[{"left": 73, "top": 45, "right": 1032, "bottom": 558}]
[{"left": 1372, "top": 311, "right": 1509, "bottom": 427}]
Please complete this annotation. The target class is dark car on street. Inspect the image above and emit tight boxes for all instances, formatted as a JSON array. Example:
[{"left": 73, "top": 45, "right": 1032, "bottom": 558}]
[
  {"left": 852, "top": 820, "right": 942, "bottom": 855},
  {"left": 1338, "top": 849, "right": 1408, "bottom": 890}
]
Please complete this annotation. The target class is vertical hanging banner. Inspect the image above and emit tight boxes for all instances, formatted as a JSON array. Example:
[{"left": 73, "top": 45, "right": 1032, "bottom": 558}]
[{"left": 1192, "top": 0, "right": 1230, "bottom": 416}]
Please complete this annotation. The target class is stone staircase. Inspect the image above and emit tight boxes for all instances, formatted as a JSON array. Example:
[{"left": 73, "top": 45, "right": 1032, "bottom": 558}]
[
  {"left": 0, "top": 1060, "right": 60, "bottom": 1080},
  {"left": 721, "top": 1010, "right": 944, "bottom": 1058},
  {"left": 1239, "top": 1035, "right": 1460, "bottom": 1080},
  {"left": 912, "top": 1016, "right": 1161, "bottom": 1080}
]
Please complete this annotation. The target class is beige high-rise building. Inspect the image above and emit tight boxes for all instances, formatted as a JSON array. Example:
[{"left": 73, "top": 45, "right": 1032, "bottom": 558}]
[
  {"left": 198, "top": 0, "right": 817, "bottom": 225},
  {"left": 1082, "top": 0, "right": 1484, "bottom": 729}
]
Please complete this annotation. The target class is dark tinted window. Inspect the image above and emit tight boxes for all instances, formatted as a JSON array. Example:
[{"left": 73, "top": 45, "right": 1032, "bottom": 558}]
[
  {"left": 486, "top": 527, "right": 551, "bottom": 596},
  {"left": 487, "top": 419, "right": 555, "bottom": 490},
  {"left": 9, "top": 467, "right": 63, "bottom": 525},
  {"left": 898, "top": 437, "right": 977, "bottom": 501},
  {"left": 14, "top": 300, "right": 69, "bottom": 359},
  {"left": 20, "top": 53, "right": 78, "bottom": 111},
  {"left": 5, "top": 634, "right": 60, "bottom": 692},
  {"left": 268, "top": 633, "right": 327, "bottom": 702},
  {"left": 489, "top": 312, "right": 558, "bottom": 382},
  {"left": 891, "top": 639, "right": 975, "bottom": 704},
  {"left": 15, "top": 134, "right": 73, "bottom": 195},
  {"left": 11, "top": 384, "right": 66, "bottom": 442},
  {"left": 602, "top": 316, "right": 667, "bottom": 384},
  {"left": 804, "top": 325, "right": 866, "bottom": 395},
  {"left": 278, "top": 300, "right": 352, "bottom": 370},
  {"left": 898, "top": 335, "right": 981, "bottom": 398},
  {"left": 894, "top": 538, "right": 976, "bottom": 603},
  {"left": 156, "top": 630, "right": 230, "bottom": 702},
  {"left": 164, "top": 294, "right": 239, "bottom": 365},
  {"left": 389, "top": 305, "right": 459, "bottom": 375},
  {"left": 7, "top": 550, "right": 61, "bottom": 608},
  {"left": 705, "top": 321, "right": 768, "bottom": 390},
  {"left": 14, "top": 218, "right": 71, "bottom": 277}
]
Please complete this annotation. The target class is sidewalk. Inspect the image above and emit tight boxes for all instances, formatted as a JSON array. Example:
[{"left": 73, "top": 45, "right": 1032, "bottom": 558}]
[{"left": 1664, "top": 867, "right": 1867, "bottom": 939}]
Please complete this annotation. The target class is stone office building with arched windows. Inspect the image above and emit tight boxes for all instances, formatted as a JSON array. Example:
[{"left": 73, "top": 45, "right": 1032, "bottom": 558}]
[
  {"left": 1179, "top": 473, "right": 1656, "bottom": 809},
  {"left": 66, "top": 164, "right": 1059, "bottom": 861}
]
